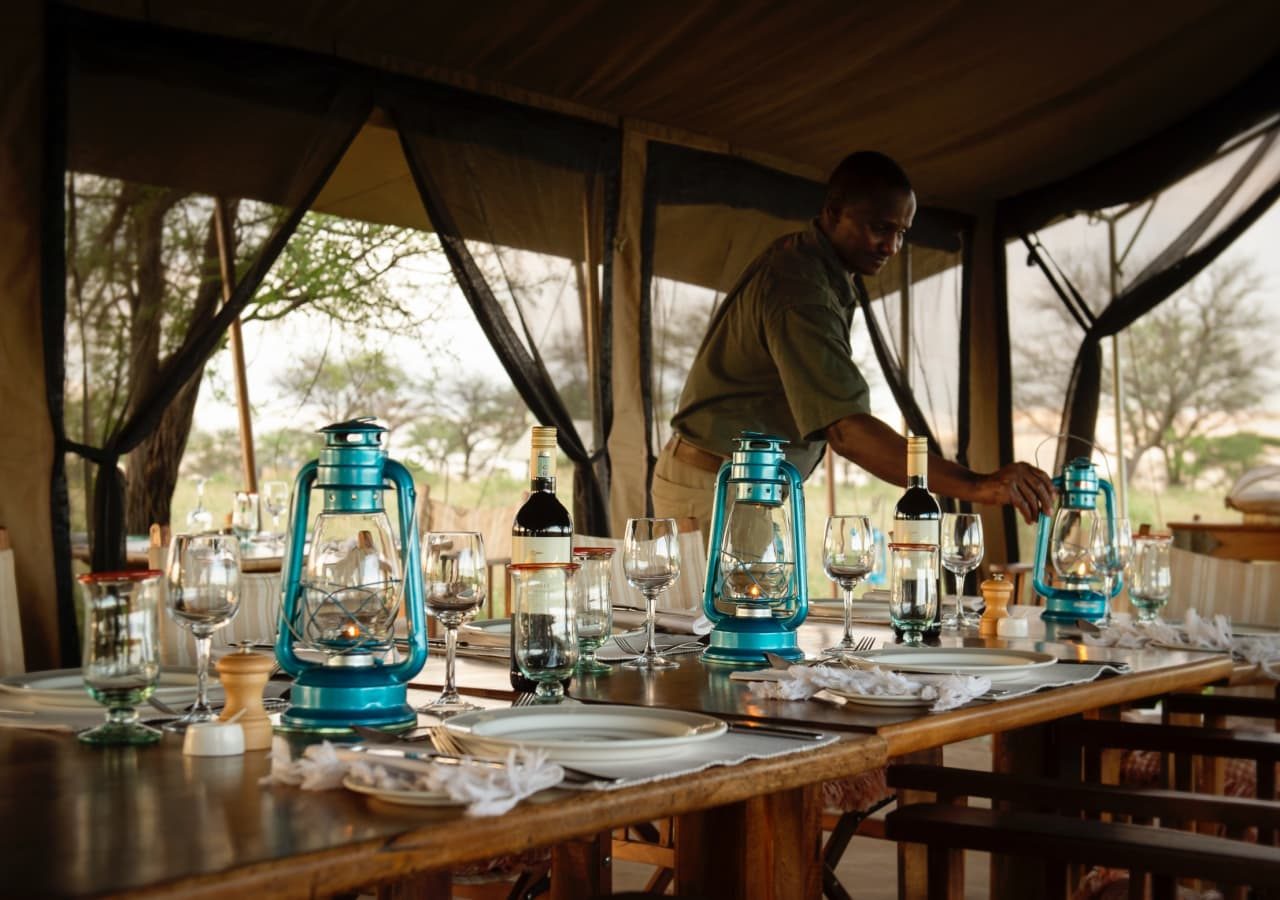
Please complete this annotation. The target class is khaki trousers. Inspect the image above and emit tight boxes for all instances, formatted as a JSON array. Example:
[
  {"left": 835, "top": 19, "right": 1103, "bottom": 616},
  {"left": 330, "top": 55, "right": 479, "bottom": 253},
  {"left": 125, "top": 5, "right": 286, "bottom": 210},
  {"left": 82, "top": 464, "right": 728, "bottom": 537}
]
[{"left": 650, "top": 442, "right": 718, "bottom": 545}]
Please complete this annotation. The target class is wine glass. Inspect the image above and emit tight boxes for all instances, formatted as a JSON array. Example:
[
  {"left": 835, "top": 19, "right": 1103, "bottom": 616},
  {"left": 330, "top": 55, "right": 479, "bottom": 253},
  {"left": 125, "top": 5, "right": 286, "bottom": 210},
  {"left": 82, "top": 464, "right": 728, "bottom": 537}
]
[
  {"left": 77, "top": 571, "right": 164, "bottom": 745},
  {"left": 822, "top": 515, "right": 876, "bottom": 656},
  {"left": 231, "top": 491, "right": 259, "bottom": 545},
  {"left": 1129, "top": 533, "right": 1172, "bottom": 624},
  {"left": 419, "top": 531, "right": 486, "bottom": 716},
  {"left": 1089, "top": 516, "right": 1132, "bottom": 627},
  {"left": 573, "top": 547, "right": 615, "bottom": 674},
  {"left": 186, "top": 476, "right": 214, "bottom": 532},
  {"left": 889, "top": 542, "right": 938, "bottom": 646},
  {"left": 261, "top": 480, "right": 290, "bottom": 547},
  {"left": 940, "top": 513, "right": 984, "bottom": 631},
  {"left": 622, "top": 517, "right": 681, "bottom": 670},
  {"left": 509, "top": 562, "right": 579, "bottom": 703},
  {"left": 164, "top": 533, "right": 241, "bottom": 731}
]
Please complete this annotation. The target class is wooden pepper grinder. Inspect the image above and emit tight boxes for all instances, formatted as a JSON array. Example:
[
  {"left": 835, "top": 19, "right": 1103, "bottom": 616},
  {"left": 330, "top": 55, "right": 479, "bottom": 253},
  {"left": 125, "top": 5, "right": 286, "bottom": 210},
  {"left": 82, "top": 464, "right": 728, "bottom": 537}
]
[
  {"left": 215, "top": 651, "right": 274, "bottom": 750},
  {"left": 979, "top": 572, "right": 1014, "bottom": 638}
]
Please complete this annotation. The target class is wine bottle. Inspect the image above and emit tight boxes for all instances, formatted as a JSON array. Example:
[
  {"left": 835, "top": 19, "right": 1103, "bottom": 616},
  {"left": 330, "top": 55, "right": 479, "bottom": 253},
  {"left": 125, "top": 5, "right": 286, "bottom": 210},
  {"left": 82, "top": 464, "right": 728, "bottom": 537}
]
[
  {"left": 509, "top": 426, "right": 573, "bottom": 691},
  {"left": 893, "top": 435, "right": 942, "bottom": 638}
]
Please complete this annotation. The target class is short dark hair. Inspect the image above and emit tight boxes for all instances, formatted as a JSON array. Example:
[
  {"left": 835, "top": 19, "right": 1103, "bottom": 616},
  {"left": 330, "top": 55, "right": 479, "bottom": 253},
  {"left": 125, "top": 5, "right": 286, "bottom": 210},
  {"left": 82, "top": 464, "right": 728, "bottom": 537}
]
[{"left": 824, "top": 151, "right": 913, "bottom": 213}]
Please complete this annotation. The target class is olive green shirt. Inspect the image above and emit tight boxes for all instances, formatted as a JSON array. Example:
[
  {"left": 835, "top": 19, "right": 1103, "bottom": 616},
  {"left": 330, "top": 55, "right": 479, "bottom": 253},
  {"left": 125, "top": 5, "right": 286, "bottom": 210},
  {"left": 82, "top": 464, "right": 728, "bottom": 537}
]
[{"left": 670, "top": 220, "right": 871, "bottom": 476}]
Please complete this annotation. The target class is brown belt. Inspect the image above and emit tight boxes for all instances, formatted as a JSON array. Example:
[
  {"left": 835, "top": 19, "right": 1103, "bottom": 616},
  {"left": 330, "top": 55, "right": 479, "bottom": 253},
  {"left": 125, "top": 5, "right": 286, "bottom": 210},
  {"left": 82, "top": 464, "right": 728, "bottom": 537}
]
[{"left": 665, "top": 435, "right": 726, "bottom": 474}]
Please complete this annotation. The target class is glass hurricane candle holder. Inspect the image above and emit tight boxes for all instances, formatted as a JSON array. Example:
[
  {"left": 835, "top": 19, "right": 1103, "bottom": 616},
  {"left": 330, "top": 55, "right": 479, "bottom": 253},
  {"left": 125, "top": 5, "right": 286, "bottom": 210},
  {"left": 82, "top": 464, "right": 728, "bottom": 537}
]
[{"left": 78, "top": 571, "right": 164, "bottom": 746}]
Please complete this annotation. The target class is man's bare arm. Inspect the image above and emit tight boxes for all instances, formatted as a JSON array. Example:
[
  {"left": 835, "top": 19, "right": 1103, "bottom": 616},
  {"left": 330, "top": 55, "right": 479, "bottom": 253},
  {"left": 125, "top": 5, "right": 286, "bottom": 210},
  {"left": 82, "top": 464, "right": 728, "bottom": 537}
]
[{"left": 824, "top": 414, "right": 1055, "bottom": 524}]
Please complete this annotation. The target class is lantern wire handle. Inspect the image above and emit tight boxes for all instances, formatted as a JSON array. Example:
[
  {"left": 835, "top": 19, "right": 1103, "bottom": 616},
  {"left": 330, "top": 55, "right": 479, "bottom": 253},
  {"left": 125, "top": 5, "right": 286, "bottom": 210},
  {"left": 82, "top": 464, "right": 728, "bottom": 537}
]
[{"left": 1032, "top": 432, "right": 1115, "bottom": 485}]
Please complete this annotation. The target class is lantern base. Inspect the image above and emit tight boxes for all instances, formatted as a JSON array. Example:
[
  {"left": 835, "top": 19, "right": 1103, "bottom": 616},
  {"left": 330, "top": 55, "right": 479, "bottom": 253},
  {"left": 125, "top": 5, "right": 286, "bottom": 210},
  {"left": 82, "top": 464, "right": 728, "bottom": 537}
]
[
  {"left": 701, "top": 617, "right": 804, "bottom": 667},
  {"left": 1041, "top": 589, "right": 1107, "bottom": 624},
  {"left": 274, "top": 665, "right": 417, "bottom": 734}
]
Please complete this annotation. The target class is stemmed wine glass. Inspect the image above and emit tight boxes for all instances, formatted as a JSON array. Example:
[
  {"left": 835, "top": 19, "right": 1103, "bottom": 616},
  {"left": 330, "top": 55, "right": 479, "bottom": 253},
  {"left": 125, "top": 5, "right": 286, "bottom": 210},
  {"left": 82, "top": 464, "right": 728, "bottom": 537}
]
[
  {"left": 231, "top": 491, "right": 259, "bottom": 546},
  {"left": 261, "top": 480, "right": 290, "bottom": 548},
  {"left": 1089, "top": 516, "right": 1132, "bottom": 628},
  {"left": 940, "top": 513, "right": 984, "bottom": 631},
  {"left": 1129, "top": 533, "right": 1173, "bottom": 624},
  {"left": 186, "top": 476, "right": 214, "bottom": 532},
  {"left": 419, "top": 531, "right": 486, "bottom": 716},
  {"left": 164, "top": 533, "right": 241, "bottom": 731},
  {"left": 622, "top": 517, "right": 681, "bottom": 670},
  {"left": 822, "top": 515, "right": 876, "bottom": 656}
]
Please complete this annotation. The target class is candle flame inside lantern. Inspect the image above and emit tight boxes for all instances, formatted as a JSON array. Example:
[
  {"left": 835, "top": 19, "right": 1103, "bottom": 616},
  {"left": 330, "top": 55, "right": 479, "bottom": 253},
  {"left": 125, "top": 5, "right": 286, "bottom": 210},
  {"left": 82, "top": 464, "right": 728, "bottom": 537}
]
[{"left": 343, "top": 623, "right": 361, "bottom": 639}]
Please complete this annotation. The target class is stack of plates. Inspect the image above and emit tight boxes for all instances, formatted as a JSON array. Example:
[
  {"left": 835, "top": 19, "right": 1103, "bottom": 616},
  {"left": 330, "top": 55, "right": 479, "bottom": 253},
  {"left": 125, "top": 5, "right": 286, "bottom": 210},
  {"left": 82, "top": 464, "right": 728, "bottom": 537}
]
[{"left": 846, "top": 647, "right": 1056, "bottom": 683}]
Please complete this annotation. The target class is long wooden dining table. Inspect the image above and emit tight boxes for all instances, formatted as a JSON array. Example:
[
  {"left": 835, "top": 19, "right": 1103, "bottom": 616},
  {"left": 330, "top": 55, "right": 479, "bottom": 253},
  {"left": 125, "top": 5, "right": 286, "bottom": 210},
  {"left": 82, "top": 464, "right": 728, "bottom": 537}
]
[{"left": 0, "top": 609, "right": 1243, "bottom": 900}]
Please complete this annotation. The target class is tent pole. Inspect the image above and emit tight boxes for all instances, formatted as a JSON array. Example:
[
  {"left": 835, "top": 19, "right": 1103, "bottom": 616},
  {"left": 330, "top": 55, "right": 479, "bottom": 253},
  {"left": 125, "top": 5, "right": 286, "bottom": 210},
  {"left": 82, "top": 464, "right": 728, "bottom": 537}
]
[
  {"left": 213, "top": 198, "right": 257, "bottom": 495},
  {"left": 1106, "top": 219, "right": 1128, "bottom": 518},
  {"left": 899, "top": 243, "right": 912, "bottom": 436}
]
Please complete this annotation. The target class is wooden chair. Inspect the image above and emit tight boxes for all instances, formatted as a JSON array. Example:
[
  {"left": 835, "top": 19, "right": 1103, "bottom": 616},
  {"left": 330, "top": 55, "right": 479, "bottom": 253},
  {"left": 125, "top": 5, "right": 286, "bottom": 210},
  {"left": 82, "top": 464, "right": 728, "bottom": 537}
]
[
  {"left": 884, "top": 763, "right": 1280, "bottom": 899},
  {"left": 885, "top": 703, "right": 1280, "bottom": 899}
]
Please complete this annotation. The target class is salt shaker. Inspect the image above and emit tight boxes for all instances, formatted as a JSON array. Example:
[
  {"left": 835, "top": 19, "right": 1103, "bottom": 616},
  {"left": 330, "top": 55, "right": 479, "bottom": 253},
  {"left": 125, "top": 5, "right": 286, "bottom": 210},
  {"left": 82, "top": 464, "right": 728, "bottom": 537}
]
[
  {"left": 979, "top": 572, "right": 1013, "bottom": 638},
  {"left": 215, "top": 650, "right": 274, "bottom": 750}
]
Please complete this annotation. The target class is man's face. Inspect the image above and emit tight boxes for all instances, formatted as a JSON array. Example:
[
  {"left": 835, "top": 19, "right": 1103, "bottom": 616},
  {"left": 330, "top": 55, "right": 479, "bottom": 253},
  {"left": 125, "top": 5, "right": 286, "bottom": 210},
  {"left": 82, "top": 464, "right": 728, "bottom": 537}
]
[{"left": 821, "top": 187, "right": 916, "bottom": 276}]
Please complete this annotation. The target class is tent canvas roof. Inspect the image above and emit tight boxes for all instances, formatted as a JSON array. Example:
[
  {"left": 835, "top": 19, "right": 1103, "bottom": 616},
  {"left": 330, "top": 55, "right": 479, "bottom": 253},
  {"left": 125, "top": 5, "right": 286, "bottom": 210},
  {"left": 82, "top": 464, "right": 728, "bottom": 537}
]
[{"left": 69, "top": 0, "right": 1280, "bottom": 215}]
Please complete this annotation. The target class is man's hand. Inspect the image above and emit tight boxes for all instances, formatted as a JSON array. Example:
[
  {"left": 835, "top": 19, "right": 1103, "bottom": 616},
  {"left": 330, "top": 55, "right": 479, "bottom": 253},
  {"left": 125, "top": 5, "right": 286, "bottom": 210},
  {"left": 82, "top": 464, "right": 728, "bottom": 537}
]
[{"left": 978, "top": 463, "right": 1056, "bottom": 524}]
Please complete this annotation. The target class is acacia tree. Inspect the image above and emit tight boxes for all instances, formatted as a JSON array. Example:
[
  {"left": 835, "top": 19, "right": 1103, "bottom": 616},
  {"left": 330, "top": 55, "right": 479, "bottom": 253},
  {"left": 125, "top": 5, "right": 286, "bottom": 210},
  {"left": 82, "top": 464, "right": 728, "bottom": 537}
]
[
  {"left": 409, "top": 374, "right": 528, "bottom": 481},
  {"left": 1012, "top": 255, "right": 1273, "bottom": 487},
  {"left": 273, "top": 347, "right": 430, "bottom": 438},
  {"left": 65, "top": 174, "right": 443, "bottom": 534},
  {"left": 1121, "top": 261, "right": 1272, "bottom": 485}
]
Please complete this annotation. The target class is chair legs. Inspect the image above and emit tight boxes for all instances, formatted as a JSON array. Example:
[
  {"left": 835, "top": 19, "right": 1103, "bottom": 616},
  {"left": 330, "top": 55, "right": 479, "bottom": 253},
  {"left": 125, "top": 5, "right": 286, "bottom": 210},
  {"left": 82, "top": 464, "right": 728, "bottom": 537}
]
[{"left": 822, "top": 794, "right": 897, "bottom": 900}]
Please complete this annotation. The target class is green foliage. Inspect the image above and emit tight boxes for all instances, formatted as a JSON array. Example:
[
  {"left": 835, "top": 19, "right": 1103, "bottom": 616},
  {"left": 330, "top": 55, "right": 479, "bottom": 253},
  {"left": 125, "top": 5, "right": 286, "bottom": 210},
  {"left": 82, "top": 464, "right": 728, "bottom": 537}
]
[
  {"left": 272, "top": 347, "right": 430, "bottom": 436},
  {"left": 408, "top": 374, "right": 529, "bottom": 481},
  {"left": 1181, "top": 432, "right": 1280, "bottom": 487}
]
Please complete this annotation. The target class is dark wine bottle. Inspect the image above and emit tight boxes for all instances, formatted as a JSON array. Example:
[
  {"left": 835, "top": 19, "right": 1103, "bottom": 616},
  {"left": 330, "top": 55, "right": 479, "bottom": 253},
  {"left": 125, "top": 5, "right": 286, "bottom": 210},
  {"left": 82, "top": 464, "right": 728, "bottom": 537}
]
[
  {"left": 509, "top": 426, "right": 573, "bottom": 691},
  {"left": 893, "top": 435, "right": 942, "bottom": 639}
]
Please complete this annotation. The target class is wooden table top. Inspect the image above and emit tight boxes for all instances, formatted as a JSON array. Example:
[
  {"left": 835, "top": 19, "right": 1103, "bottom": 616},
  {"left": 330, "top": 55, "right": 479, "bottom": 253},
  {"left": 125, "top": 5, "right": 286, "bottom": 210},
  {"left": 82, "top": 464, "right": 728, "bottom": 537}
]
[
  {"left": 0, "top": 688, "right": 884, "bottom": 899},
  {"left": 2, "top": 609, "right": 1240, "bottom": 898},
  {"left": 571, "top": 612, "right": 1237, "bottom": 756}
]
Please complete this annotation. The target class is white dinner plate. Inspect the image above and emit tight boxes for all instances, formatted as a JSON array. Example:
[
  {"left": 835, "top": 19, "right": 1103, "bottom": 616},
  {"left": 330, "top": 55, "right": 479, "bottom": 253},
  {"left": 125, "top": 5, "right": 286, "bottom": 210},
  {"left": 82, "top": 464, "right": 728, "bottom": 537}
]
[
  {"left": 847, "top": 647, "right": 1057, "bottom": 682},
  {"left": 443, "top": 704, "right": 727, "bottom": 763},
  {"left": 824, "top": 688, "right": 932, "bottom": 709},
  {"left": 0, "top": 668, "right": 217, "bottom": 709},
  {"left": 342, "top": 775, "right": 463, "bottom": 808}
]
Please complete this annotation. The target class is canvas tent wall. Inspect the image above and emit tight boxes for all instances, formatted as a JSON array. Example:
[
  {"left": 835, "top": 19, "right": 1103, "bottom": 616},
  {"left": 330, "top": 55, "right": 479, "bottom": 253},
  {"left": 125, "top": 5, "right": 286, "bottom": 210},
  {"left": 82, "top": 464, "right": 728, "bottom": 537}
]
[{"left": 2, "top": 0, "right": 1278, "bottom": 667}]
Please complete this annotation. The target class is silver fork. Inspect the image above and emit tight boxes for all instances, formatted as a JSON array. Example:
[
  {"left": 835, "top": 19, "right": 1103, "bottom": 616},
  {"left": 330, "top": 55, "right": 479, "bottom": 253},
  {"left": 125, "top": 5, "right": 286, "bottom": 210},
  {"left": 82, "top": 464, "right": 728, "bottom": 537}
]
[
  {"left": 512, "top": 693, "right": 538, "bottom": 707},
  {"left": 614, "top": 636, "right": 704, "bottom": 657},
  {"left": 431, "top": 723, "right": 621, "bottom": 785}
]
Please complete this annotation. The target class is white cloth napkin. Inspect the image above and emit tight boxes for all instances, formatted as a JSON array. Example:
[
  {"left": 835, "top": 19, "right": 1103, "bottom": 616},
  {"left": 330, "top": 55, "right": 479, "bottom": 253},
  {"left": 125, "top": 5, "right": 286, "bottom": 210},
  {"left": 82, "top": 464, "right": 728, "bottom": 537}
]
[
  {"left": 739, "top": 664, "right": 991, "bottom": 712},
  {"left": 1084, "top": 609, "right": 1280, "bottom": 677},
  {"left": 260, "top": 737, "right": 564, "bottom": 816}
]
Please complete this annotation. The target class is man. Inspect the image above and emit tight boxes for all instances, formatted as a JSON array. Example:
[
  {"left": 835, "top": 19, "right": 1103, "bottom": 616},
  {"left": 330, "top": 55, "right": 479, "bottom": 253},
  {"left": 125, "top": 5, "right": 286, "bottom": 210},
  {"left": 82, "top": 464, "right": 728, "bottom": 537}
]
[{"left": 652, "top": 151, "right": 1054, "bottom": 537}]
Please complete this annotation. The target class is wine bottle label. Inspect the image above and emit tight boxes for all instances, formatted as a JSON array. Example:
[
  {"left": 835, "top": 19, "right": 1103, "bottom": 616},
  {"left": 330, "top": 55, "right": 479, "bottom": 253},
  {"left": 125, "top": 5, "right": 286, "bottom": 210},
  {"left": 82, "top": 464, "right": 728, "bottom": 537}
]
[
  {"left": 535, "top": 451, "right": 554, "bottom": 480},
  {"left": 511, "top": 535, "right": 571, "bottom": 564},
  {"left": 894, "top": 519, "right": 939, "bottom": 546}
]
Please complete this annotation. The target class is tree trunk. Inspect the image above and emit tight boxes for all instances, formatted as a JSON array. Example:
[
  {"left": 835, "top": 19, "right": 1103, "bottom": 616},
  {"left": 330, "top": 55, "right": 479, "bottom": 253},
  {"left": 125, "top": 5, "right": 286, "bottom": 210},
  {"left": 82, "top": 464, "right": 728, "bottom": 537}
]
[{"left": 124, "top": 198, "right": 235, "bottom": 532}]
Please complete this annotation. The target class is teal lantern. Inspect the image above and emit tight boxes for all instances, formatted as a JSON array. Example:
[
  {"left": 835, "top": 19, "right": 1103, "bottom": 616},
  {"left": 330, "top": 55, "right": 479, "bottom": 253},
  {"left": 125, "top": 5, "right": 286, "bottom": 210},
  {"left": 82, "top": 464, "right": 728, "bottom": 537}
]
[
  {"left": 274, "top": 419, "right": 427, "bottom": 733},
  {"left": 701, "top": 433, "right": 808, "bottom": 667}
]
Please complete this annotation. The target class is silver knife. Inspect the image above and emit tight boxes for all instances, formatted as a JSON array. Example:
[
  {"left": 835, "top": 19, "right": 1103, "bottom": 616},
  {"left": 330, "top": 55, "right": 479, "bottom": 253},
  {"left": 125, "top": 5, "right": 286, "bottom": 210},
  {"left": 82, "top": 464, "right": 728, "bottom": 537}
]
[
  {"left": 726, "top": 721, "right": 827, "bottom": 741},
  {"left": 352, "top": 744, "right": 618, "bottom": 784}
]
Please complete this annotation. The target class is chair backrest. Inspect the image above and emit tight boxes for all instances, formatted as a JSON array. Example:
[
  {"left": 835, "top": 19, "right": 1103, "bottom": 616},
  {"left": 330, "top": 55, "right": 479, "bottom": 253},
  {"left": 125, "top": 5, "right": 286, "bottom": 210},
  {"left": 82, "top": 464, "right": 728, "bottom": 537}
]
[{"left": 575, "top": 518, "right": 707, "bottom": 613}]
